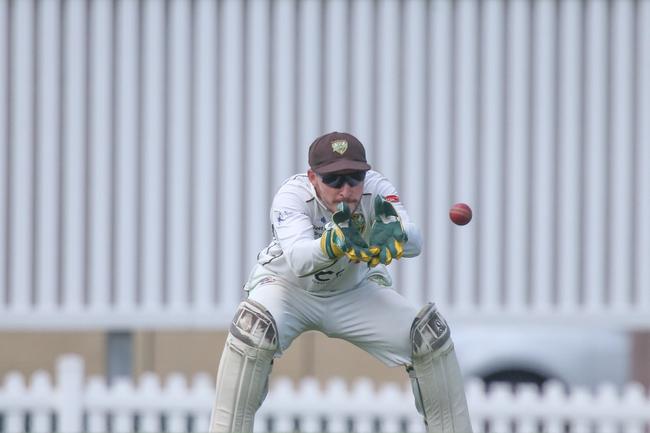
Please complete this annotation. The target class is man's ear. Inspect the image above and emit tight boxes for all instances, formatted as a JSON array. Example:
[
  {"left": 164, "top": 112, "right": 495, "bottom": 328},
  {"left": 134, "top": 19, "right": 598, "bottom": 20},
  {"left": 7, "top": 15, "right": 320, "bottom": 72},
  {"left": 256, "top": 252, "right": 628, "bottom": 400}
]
[{"left": 307, "top": 169, "right": 318, "bottom": 185}]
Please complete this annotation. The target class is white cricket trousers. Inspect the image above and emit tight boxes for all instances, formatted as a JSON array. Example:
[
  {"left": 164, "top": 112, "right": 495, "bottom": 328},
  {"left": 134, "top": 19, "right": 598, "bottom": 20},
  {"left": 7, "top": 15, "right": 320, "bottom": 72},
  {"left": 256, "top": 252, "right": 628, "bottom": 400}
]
[{"left": 247, "top": 279, "right": 419, "bottom": 367}]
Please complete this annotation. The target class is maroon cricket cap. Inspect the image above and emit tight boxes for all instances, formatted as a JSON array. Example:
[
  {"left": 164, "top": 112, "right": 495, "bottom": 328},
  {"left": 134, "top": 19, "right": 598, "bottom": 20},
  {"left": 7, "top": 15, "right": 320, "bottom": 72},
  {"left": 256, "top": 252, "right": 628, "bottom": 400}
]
[{"left": 308, "top": 131, "right": 372, "bottom": 174}]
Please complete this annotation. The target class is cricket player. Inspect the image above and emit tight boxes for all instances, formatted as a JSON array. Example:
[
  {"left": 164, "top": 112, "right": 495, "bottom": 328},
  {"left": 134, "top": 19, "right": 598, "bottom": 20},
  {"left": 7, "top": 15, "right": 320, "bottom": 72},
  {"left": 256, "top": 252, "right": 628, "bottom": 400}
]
[{"left": 210, "top": 132, "right": 473, "bottom": 432}]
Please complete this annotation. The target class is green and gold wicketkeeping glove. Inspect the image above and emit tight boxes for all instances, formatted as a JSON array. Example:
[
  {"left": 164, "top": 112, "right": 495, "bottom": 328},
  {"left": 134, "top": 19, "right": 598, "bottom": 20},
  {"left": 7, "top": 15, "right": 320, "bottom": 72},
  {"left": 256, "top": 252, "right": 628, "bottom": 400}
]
[
  {"left": 368, "top": 195, "right": 408, "bottom": 267},
  {"left": 320, "top": 202, "right": 372, "bottom": 262}
]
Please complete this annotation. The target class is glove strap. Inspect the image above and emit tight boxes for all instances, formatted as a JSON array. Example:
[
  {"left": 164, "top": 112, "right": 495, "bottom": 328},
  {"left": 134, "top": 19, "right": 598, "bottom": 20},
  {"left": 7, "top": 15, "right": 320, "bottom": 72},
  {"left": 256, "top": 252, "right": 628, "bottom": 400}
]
[{"left": 321, "top": 229, "right": 344, "bottom": 259}]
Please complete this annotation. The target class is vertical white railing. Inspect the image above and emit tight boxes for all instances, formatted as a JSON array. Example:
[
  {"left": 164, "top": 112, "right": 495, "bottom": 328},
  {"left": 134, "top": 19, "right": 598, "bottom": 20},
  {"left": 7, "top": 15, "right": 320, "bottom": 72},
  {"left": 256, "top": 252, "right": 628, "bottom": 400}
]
[
  {"left": 609, "top": 0, "right": 635, "bottom": 312},
  {"left": 452, "top": 0, "right": 478, "bottom": 312},
  {"left": 35, "top": 0, "right": 61, "bottom": 315},
  {"left": 140, "top": 0, "right": 165, "bottom": 314},
  {"left": 296, "top": 0, "right": 320, "bottom": 173},
  {"left": 557, "top": 0, "right": 582, "bottom": 314},
  {"left": 114, "top": 0, "right": 140, "bottom": 313},
  {"left": 88, "top": 0, "right": 113, "bottom": 314},
  {"left": 349, "top": 0, "right": 374, "bottom": 154},
  {"left": 245, "top": 0, "right": 271, "bottom": 275},
  {"left": 9, "top": 0, "right": 34, "bottom": 314},
  {"left": 504, "top": 0, "right": 530, "bottom": 314},
  {"left": 0, "top": 0, "right": 648, "bottom": 328},
  {"left": 530, "top": 0, "right": 556, "bottom": 314},
  {"left": 270, "top": 0, "right": 297, "bottom": 186},
  {"left": 193, "top": 0, "right": 219, "bottom": 313},
  {"left": 638, "top": 0, "right": 650, "bottom": 314},
  {"left": 0, "top": 0, "right": 8, "bottom": 317},
  {"left": 428, "top": 0, "right": 452, "bottom": 307},
  {"left": 583, "top": 0, "right": 608, "bottom": 315},
  {"left": 61, "top": 0, "right": 87, "bottom": 313},
  {"left": 401, "top": 0, "right": 427, "bottom": 306},
  {"left": 219, "top": 0, "right": 245, "bottom": 310},
  {"left": 167, "top": 0, "right": 192, "bottom": 313},
  {"left": 478, "top": 0, "right": 505, "bottom": 316},
  {"left": 374, "top": 0, "right": 400, "bottom": 313},
  {"left": 323, "top": 0, "right": 348, "bottom": 131}
]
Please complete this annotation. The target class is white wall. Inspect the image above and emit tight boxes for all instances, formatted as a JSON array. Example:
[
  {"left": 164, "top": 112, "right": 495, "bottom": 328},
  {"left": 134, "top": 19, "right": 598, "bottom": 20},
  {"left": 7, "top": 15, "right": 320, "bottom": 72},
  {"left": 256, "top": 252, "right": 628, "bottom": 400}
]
[{"left": 1, "top": 0, "right": 649, "bottom": 330}]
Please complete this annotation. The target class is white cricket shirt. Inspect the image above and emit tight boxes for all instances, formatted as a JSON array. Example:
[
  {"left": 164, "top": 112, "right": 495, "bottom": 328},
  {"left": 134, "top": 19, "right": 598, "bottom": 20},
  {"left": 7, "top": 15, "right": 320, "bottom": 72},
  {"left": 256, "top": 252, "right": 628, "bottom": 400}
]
[{"left": 245, "top": 170, "right": 422, "bottom": 295}]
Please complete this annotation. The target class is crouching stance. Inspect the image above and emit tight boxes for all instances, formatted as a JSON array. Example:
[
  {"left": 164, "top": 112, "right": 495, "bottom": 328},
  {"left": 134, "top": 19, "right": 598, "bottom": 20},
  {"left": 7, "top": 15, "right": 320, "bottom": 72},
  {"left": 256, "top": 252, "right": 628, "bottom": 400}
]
[
  {"left": 209, "top": 301, "right": 472, "bottom": 433},
  {"left": 209, "top": 132, "right": 472, "bottom": 432},
  {"left": 408, "top": 303, "right": 473, "bottom": 432},
  {"left": 209, "top": 300, "right": 277, "bottom": 432}
]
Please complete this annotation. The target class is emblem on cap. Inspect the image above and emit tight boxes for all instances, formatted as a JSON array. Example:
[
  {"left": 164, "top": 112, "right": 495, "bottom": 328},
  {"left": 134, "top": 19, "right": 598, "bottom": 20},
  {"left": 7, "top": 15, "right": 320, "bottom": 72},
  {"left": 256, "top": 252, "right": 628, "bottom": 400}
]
[{"left": 331, "top": 139, "right": 348, "bottom": 155}]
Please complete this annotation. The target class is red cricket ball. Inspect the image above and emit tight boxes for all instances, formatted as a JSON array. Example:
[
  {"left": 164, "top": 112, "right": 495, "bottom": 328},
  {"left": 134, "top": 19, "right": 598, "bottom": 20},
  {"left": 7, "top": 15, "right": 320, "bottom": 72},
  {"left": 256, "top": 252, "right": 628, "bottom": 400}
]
[{"left": 449, "top": 203, "right": 472, "bottom": 225}]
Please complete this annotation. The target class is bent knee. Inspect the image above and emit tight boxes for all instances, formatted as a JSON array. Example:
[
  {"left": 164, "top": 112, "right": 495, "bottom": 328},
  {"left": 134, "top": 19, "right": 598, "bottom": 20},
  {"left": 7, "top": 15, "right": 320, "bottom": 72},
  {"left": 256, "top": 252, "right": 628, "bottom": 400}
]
[
  {"left": 229, "top": 299, "right": 279, "bottom": 351},
  {"left": 410, "top": 303, "right": 452, "bottom": 357}
]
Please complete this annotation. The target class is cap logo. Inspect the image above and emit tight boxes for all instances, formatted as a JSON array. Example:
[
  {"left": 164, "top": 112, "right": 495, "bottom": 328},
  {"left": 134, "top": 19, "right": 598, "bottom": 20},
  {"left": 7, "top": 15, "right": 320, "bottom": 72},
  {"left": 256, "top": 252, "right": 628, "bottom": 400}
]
[{"left": 331, "top": 139, "right": 348, "bottom": 155}]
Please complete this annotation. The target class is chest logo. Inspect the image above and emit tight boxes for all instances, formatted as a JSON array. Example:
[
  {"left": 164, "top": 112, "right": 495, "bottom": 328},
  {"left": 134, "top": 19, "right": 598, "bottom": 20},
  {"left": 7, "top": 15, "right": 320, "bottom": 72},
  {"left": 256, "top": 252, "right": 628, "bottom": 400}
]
[
  {"left": 315, "top": 269, "right": 345, "bottom": 282},
  {"left": 331, "top": 139, "right": 348, "bottom": 155}
]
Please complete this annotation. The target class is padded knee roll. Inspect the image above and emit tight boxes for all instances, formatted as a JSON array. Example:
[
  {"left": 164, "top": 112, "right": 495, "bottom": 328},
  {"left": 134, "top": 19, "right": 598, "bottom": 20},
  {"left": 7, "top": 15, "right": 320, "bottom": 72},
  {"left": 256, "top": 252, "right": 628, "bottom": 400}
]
[
  {"left": 408, "top": 303, "right": 473, "bottom": 433},
  {"left": 209, "top": 300, "right": 278, "bottom": 433}
]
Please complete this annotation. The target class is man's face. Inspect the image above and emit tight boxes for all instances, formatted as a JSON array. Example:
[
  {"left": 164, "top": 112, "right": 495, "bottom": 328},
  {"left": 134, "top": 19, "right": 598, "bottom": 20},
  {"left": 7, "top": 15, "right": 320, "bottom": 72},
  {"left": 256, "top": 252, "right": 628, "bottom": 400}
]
[{"left": 308, "top": 169, "right": 366, "bottom": 213}]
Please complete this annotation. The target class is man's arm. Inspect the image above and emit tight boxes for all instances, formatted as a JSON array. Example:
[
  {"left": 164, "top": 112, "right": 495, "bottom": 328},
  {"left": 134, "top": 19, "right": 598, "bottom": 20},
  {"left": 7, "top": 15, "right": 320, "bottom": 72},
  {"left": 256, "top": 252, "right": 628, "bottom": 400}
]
[{"left": 270, "top": 199, "right": 334, "bottom": 278}]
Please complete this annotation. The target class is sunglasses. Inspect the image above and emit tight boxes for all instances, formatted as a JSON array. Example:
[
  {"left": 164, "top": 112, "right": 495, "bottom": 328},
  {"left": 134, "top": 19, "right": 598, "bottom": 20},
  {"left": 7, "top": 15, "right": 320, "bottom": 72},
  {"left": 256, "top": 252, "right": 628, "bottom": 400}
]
[{"left": 318, "top": 171, "right": 367, "bottom": 188}]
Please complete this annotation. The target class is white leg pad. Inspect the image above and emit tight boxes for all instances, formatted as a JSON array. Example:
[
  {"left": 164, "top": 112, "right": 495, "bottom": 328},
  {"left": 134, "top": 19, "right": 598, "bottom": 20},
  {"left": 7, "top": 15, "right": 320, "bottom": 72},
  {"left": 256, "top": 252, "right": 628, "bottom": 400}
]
[
  {"left": 209, "top": 300, "right": 278, "bottom": 433},
  {"left": 409, "top": 303, "right": 473, "bottom": 433}
]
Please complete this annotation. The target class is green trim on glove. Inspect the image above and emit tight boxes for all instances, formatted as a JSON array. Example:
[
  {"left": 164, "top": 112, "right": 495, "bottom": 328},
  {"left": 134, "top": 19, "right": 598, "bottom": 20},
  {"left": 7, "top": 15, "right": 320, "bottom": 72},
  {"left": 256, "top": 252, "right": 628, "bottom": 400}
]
[
  {"left": 320, "top": 203, "right": 371, "bottom": 262},
  {"left": 368, "top": 195, "right": 408, "bottom": 266},
  {"left": 320, "top": 225, "right": 346, "bottom": 259}
]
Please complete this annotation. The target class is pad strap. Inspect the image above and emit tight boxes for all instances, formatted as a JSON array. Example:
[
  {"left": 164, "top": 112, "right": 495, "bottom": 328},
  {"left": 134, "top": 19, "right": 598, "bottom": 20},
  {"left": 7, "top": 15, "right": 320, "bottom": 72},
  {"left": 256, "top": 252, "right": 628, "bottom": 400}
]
[
  {"left": 411, "top": 302, "right": 451, "bottom": 356},
  {"left": 229, "top": 299, "right": 278, "bottom": 350}
]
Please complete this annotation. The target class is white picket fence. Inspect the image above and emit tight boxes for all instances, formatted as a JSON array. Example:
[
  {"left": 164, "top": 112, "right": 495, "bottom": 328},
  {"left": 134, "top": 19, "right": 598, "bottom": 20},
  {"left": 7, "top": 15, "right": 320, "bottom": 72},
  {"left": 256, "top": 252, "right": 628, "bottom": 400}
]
[{"left": 1, "top": 355, "right": 649, "bottom": 433}]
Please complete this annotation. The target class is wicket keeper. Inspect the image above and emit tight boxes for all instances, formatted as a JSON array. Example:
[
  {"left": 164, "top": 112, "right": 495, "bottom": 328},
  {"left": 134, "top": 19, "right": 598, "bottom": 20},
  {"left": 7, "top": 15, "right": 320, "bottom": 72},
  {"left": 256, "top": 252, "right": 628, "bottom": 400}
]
[{"left": 209, "top": 132, "right": 472, "bottom": 433}]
